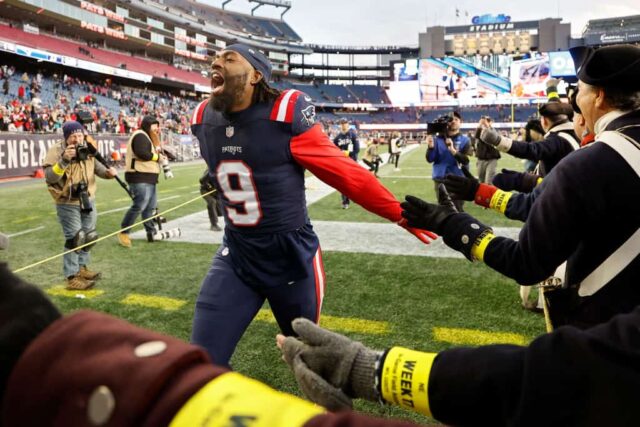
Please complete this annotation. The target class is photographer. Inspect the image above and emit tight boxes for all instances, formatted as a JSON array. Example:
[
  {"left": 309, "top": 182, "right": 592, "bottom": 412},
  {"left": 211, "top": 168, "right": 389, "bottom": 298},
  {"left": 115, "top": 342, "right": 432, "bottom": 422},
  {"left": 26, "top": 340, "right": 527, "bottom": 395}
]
[
  {"left": 43, "top": 121, "right": 117, "bottom": 290},
  {"left": 426, "top": 111, "right": 471, "bottom": 211},
  {"left": 118, "top": 115, "right": 166, "bottom": 247}
]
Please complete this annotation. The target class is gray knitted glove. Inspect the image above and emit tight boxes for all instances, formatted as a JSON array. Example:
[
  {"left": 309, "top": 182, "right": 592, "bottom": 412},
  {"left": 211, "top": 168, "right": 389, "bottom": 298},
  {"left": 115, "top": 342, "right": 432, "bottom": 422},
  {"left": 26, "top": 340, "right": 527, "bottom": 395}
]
[
  {"left": 280, "top": 318, "right": 382, "bottom": 411},
  {"left": 479, "top": 127, "right": 501, "bottom": 146},
  {"left": 480, "top": 128, "right": 512, "bottom": 152}
]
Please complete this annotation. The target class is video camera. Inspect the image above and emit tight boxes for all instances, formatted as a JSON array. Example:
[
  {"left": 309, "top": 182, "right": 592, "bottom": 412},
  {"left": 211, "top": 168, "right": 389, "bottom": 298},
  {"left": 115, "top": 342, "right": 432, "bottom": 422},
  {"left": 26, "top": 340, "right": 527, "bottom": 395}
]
[
  {"left": 427, "top": 114, "right": 454, "bottom": 136},
  {"left": 75, "top": 141, "right": 91, "bottom": 162}
]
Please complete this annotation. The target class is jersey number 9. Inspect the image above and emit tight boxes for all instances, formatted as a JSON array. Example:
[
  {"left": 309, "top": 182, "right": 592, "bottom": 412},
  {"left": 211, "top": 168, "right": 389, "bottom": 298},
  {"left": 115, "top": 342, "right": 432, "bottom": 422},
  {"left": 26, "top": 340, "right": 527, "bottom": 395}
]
[{"left": 216, "top": 160, "right": 263, "bottom": 226}]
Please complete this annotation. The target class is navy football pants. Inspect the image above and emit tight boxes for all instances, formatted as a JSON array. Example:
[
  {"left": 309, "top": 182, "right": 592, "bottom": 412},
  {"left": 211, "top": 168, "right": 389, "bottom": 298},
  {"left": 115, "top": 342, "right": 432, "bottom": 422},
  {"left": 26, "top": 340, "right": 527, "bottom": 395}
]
[{"left": 191, "top": 245, "right": 325, "bottom": 367}]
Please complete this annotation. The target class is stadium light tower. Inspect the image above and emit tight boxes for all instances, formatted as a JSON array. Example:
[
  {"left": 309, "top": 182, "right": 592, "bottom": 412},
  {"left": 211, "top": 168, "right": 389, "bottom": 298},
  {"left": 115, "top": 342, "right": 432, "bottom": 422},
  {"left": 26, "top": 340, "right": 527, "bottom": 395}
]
[{"left": 248, "top": 0, "right": 292, "bottom": 19}]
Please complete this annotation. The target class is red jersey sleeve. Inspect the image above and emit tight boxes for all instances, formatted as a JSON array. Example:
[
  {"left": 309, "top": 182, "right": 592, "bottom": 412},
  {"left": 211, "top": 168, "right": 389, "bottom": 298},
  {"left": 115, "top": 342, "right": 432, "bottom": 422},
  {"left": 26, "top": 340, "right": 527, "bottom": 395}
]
[{"left": 290, "top": 124, "right": 402, "bottom": 223}]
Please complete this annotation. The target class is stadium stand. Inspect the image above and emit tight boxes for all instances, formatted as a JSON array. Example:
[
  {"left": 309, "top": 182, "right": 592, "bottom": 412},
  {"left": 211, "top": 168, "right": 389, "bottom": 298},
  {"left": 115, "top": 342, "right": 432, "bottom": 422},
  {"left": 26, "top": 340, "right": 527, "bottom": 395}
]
[{"left": 0, "top": 24, "right": 209, "bottom": 86}]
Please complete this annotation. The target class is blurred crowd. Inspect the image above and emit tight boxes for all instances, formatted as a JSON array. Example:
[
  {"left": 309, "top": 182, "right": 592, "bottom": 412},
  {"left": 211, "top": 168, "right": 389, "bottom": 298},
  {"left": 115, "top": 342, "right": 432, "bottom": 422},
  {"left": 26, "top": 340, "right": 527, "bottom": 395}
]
[{"left": 0, "top": 64, "right": 198, "bottom": 135}]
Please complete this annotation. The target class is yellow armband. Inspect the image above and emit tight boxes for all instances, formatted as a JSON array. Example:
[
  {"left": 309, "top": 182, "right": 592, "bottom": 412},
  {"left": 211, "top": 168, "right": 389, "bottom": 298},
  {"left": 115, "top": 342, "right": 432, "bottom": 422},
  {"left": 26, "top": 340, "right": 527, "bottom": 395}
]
[
  {"left": 380, "top": 347, "right": 437, "bottom": 417},
  {"left": 52, "top": 163, "right": 66, "bottom": 176},
  {"left": 343, "top": 150, "right": 349, "bottom": 157},
  {"left": 470, "top": 230, "right": 496, "bottom": 262},
  {"left": 489, "top": 189, "right": 513, "bottom": 214},
  {"left": 536, "top": 177, "right": 543, "bottom": 186},
  {"left": 170, "top": 372, "right": 324, "bottom": 427},
  {"left": 152, "top": 153, "right": 159, "bottom": 162}
]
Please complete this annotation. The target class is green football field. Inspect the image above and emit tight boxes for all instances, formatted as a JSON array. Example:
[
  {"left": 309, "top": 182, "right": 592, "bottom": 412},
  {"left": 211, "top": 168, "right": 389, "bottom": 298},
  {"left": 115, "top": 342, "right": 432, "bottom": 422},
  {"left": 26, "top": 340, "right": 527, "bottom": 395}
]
[{"left": 0, "top": 145, "right": 545, "bottom": 424}]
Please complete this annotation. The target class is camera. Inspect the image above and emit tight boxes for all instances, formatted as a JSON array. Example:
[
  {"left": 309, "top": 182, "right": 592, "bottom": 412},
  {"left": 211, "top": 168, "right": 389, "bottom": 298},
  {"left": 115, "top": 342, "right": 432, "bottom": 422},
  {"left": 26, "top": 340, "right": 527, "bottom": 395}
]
[
  {"left": 75, "top": 141, "right": 91, "bottom": 162},
  {"left": 427, "top": 114, "right": 453, "bottom": 136},
  {"left": 72, "top": 182, "right": 92, "bottom": 213},
  {"left": 161, "top": 157, "right": 174, "bottom": 179}
]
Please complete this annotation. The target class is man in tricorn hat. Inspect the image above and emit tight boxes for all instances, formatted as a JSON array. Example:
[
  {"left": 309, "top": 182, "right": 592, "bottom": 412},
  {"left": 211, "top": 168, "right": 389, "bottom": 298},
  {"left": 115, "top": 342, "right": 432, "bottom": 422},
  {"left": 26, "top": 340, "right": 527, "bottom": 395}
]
[
  {"left": 400, "top": 44, "right": 640, "bottom": 329},
  {"left": 475, "top": 79, "right": 580, "bottom": 176}
]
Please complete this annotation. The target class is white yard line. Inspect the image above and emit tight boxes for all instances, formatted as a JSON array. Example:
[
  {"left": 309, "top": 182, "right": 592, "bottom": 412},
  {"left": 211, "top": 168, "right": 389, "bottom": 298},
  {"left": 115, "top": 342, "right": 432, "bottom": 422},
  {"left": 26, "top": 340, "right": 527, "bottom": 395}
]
[{"left": 8, "top": 226, "right": 45, "bottom": 238}]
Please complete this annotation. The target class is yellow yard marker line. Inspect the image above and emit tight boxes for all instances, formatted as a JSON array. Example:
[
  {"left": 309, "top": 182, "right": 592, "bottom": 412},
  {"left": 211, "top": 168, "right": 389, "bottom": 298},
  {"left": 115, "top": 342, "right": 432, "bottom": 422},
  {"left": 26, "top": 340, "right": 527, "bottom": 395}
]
[
  {"left": 121, "top": 293, "right": 187, "bottom": 311},
  {"left": 11, "top": 215, "right": 41, "bottom": 224},
  {"left": 433, "top": 327, "right": 528, "bottom": 346},
  {"left": 255, "top": 309, "right": 389, "bottom": 335},
  {"left": 46, "top": 285, "right": 105, "bottom": 299}
]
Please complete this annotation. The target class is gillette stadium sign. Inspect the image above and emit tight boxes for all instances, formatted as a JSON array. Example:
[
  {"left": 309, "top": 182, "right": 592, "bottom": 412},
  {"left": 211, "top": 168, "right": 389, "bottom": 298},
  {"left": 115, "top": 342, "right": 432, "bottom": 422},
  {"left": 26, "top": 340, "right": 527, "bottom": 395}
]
[
  {"left": 472, "top": 14, "right": 511, "bottom": 25},
  {"left": 446, "top": 19, "right": 538, "bottom": 34}
]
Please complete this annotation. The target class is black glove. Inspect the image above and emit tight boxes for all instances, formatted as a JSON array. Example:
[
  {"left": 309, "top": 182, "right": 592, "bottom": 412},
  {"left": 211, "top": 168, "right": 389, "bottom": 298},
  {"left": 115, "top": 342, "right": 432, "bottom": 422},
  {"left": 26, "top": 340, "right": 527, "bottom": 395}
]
[
  {"left": 401, "top": 184, "right": 458, "bottom": 235},
  {"left": 0, "top": 263, "right": 61, "bottom": 402},
  {"left": 443, "top": 168, "right": 479, "bottom": 201},
  {"left": 402, "top": 186, "right": 492, "bottom": 260},
  {"left": 492, "top": 169, "right": 540, "bottom": 193}
]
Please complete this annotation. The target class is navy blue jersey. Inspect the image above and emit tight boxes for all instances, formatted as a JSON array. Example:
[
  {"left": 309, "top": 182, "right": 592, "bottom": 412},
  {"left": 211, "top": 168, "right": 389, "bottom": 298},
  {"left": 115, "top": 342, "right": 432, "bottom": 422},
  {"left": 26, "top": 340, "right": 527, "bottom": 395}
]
[
  {"left": 333, "top": 129, "right": 359, "bottom": 160},
  {"left": 191, "top": 90, "right": 416, "bottom": 287}
]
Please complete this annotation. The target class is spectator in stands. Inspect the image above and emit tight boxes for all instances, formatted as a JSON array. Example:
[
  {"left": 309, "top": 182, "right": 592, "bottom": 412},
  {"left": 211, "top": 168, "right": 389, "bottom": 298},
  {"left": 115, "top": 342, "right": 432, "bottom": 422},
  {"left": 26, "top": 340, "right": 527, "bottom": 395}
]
[
  {"left": 473, "top": 116, "right": 501, "bottom": 183},
  {"left": 426, "top": 110, "right": 471, "bottom": 211}
]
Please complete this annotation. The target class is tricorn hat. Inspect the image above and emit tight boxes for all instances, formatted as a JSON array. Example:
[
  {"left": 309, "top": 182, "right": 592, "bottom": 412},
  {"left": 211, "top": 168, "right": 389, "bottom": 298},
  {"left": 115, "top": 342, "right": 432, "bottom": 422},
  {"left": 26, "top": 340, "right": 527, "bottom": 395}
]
[{"left": 569, "top": 44, "right": 640, "bottom": 90}]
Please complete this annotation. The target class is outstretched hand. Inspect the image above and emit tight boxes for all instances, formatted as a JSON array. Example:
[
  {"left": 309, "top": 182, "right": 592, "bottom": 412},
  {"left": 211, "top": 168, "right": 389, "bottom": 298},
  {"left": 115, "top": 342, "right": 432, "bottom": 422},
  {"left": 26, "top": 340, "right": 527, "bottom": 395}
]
[
  {"left": 401, "top": 184, "right": 458, "bottom": 235},
  {"left": 443, "top": 169, "right": 479, "bottom": 201},
  {"left": 276, "top": 318, "right": 380, "bottom": 411}
]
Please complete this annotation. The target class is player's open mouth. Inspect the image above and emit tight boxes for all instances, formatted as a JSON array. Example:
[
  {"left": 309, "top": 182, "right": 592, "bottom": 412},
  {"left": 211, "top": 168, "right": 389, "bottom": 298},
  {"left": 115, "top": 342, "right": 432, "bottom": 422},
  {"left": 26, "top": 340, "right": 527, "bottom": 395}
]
[{"left": 211, "top": 72, "right": 225, "bottom": 96}]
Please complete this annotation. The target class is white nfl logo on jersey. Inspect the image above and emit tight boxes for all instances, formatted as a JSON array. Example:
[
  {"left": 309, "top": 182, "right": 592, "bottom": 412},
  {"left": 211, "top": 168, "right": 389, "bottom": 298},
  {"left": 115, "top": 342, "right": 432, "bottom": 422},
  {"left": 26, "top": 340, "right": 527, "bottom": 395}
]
[{"left": 226, "top": 126, "right": 234, "bottom": 138}]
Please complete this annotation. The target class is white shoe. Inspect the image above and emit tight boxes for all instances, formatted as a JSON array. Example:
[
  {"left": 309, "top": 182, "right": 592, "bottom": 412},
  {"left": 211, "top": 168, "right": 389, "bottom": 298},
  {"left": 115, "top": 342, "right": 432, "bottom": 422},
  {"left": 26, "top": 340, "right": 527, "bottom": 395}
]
[{"left": 394, "top": 168, "right": 401, "bottom": 172}]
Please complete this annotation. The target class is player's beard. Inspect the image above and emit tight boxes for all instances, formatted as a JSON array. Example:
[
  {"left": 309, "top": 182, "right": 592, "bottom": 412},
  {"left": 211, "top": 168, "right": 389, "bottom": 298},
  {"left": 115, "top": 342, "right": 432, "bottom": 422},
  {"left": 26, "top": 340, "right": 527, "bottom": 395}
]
[{"left": 209, "top": 72, "right": 249, "bottom": 113}]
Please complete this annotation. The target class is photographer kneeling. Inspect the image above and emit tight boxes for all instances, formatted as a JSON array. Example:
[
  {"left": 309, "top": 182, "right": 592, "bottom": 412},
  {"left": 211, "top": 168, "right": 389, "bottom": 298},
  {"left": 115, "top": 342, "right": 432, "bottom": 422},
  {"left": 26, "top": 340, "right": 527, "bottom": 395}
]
[{"left": 43, "top": 121, "right": 117, "bottom": 290}]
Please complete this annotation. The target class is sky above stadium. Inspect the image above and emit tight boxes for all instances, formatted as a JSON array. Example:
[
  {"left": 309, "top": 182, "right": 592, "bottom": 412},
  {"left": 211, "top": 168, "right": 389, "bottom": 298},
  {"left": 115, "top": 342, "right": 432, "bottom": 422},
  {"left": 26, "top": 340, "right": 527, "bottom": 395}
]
[{"left": 199, "top": 0, "right": 639, "bottom": 45}]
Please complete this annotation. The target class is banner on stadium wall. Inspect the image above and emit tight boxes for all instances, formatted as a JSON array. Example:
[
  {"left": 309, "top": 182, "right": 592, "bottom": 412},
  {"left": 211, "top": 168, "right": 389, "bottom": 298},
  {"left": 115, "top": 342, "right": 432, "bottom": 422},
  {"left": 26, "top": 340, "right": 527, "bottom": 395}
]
[
  {"left": 509, "top": 54, "right": 550, "bottom": 98},
  {"left": 0, "top": 133, "right": 129, "bottom": 179}
]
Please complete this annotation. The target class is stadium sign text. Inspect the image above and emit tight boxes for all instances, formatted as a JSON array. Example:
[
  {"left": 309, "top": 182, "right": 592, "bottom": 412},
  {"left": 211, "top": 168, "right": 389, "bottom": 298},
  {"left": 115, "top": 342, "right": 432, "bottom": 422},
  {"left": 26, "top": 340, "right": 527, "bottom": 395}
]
[
  {"left": 80, "top": 1, "right": 126, "bottom": 23},
  {"left": 471, "top": 14, "right": 511, "bottom": 25},
  {"left": 81, "top": 21, "right": 127, "bottom": 40},
  {"left": 175, "top": 33, "right": 207, "bottom": 48},
  {"left": 0, "top": 134, "right": 129, "bottom": 179},
  {"left": 175, "top": 49, "right": 207, "bottom": 61},
  {"left": 468, "top": 23, "right": 515, "bottom": 32}
]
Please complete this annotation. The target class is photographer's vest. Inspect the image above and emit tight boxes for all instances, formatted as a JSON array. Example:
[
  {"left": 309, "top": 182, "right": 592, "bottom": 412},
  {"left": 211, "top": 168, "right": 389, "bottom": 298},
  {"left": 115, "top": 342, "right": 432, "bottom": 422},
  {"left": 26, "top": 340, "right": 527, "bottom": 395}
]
[
  {"left": 43, "top": 141, "right": 97, "bottom": 205},
  {"left": 125, "top": 130, "right": 160, "bottom": 175}
]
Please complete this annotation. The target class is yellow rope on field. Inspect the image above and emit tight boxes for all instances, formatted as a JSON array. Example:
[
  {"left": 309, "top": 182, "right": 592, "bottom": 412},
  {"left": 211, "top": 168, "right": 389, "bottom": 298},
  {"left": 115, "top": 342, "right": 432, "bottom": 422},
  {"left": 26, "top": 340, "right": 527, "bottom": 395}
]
[{"left": 14, "top": 189, "right": 216, "bottom": 273}]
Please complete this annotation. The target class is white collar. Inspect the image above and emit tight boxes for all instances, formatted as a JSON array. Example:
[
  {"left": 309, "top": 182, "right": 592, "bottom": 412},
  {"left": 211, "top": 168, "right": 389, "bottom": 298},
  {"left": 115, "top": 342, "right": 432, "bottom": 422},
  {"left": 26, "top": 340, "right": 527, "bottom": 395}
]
[
  {"left": 594, "top": 110, "right": 630, "bottom": 137},
  {"left": 544, "top": 121, "right": 574, "bottom": 138}
]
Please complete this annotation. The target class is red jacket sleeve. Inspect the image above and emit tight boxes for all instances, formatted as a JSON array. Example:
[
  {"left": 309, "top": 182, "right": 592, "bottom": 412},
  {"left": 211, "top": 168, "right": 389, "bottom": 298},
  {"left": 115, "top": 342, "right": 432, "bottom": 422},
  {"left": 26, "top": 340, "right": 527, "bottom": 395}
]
[{"left": 290, "top": 124, "right": 402, "bottom": 223}]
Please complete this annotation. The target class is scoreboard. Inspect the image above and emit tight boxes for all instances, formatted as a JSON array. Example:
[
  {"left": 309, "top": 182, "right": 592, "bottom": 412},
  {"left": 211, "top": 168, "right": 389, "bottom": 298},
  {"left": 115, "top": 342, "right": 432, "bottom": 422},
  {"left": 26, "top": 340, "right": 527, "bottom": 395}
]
[{"left": 445, "top": 19, "right": 539, "bottom": 56}]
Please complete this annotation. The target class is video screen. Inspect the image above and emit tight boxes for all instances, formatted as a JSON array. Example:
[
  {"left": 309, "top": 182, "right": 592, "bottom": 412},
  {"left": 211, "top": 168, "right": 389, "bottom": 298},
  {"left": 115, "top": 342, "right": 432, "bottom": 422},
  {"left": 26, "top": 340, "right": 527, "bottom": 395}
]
[
  {"left": 391, "top": 59, "right": 419, "bottom": 81},
  {"left": 509, "top": 55, "right": 550, "bottom": 98},
  {"left": 548, "top": 51, "right": 577, "bottom": 78}
]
